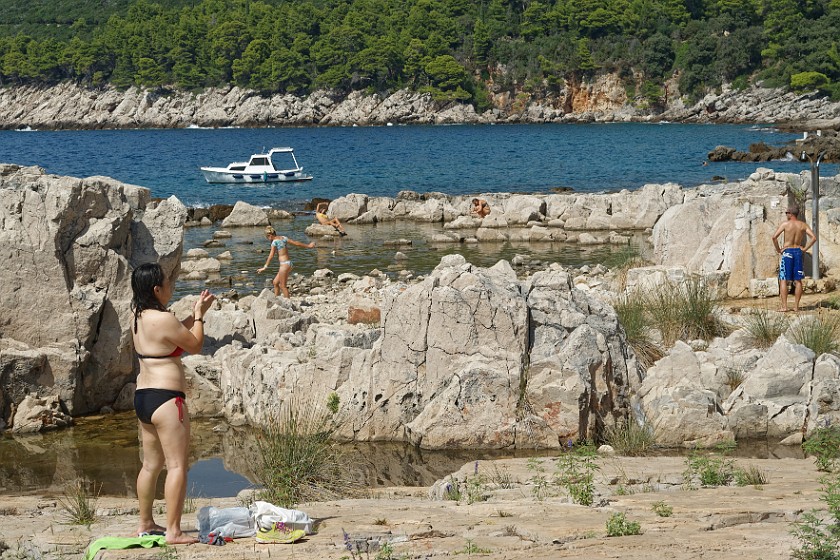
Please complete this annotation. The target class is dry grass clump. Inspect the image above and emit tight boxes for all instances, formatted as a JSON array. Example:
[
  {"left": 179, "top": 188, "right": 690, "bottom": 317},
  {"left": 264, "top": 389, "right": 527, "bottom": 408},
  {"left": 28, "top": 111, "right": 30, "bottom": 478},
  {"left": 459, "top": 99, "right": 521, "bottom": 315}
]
[
  {"left": 742, "top": 309, "right": 789, "bottom": 348},
  {"left": 614, "top": 276, "right": 725, "bottom": 365},
  {"left": 603, "top": 418, "right": 656, "bottom": 456},
  {"left": 787, "top": 311, "right": 840, "bottom": 357},
  {"left": 613, "top": 292, "right": 664, "bottom": 368},
  {"left": 58, "top": 478, "right": 100, "bottom": 526},
  {"left": 255, "top": 395, "right": 354, "bottom": 508},
  {"left": 645, "top": 277, "right": 726, "bottom": 346}
]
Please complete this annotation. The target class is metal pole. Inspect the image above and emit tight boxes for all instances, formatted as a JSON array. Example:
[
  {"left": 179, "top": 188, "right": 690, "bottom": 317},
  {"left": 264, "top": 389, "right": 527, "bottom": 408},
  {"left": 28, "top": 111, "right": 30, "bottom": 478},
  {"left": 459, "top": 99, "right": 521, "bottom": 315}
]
[{"left": 811, "top": 156, "right": 821, "bottom": 280}]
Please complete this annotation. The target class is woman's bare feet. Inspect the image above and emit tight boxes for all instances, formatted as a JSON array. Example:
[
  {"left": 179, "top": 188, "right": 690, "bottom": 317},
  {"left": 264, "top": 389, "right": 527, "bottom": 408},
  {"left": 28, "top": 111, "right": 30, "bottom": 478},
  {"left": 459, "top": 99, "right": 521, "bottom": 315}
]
[{"left": 166, "top": 530, "right": 199, "bottom": 545}]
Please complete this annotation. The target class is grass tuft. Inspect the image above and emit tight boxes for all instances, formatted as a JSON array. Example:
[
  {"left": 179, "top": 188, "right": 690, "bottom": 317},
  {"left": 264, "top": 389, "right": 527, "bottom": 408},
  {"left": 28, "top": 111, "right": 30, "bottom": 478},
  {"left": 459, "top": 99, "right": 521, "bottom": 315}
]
[
  {"left": 613, "top": 292, "right": 664, "bottom": 368},
  {"left": 614, "top": 277, "right": 724, "bottom": 364},
  {"left": 735, "top": 465, "right": 768, "bottom": 487},
  {"left": 742, "top": 309, "right": 789, "bottom": 348},
  {"left": 58, "top": 478, "right": 100, "bottom": 526},
  {"left": 787, "top": 312, "right": 840, "bottom": 356},
  {"left": 255, "top": 396, "right": 352, "bottom": 507},
  {"left": 646, "top": 277, "right": 725, "bottom": 346},
  {"left": 605, "top": 512, "right": 642, "bottom": 536},
  {"left": 603, "top": 418, "right": 656, "bottom": 456}
]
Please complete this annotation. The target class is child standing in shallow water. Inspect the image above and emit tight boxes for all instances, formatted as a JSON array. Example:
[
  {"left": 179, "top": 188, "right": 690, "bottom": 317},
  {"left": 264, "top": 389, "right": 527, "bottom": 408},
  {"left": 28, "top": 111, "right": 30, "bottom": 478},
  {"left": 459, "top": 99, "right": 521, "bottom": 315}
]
[{"left": 257, "top": 225, "right": 316, "bottom": 298}]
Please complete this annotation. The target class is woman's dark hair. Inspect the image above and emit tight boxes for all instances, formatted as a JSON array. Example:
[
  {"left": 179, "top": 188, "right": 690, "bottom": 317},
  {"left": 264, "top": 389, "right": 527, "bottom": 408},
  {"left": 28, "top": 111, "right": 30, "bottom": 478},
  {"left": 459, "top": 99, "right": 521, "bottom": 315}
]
[{"left": 131, "top": 262, "right": 168, "bottom": 332}]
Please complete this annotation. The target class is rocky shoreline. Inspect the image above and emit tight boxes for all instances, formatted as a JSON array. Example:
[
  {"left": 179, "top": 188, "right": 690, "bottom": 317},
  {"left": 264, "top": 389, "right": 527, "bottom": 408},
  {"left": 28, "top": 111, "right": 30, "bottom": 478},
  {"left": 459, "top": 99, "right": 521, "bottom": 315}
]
[
  {"left": 1, "top": 81, "right": 840, "bottom": 130},
  {"left": 5, "top": 163, "right": 840, "bottom": 449}
]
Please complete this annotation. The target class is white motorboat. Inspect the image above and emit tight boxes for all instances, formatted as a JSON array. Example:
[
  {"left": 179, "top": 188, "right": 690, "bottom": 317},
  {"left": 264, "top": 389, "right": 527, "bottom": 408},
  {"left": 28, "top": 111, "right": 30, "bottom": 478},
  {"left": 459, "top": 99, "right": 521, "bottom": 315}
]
[{"left": 200, "top": 147, "right": 313, "bottom": 183}]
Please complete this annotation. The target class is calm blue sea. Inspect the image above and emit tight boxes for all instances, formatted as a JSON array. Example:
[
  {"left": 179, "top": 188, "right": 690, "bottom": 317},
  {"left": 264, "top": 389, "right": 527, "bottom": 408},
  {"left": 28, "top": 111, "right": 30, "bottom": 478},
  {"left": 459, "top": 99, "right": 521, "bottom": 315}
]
[{"left": 1, "top": 123, "right": 834, "bottom": 209}]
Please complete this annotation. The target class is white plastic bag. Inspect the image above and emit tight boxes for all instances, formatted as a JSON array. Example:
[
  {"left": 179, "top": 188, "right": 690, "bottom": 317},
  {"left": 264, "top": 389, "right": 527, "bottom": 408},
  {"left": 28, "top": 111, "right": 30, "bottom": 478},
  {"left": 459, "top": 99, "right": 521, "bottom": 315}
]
[
  {"left": 196, "top": 506, "right": 256, "bottom": 538},
  {"left": 250, "top": 501, "right": 314, "bottom": 534}
]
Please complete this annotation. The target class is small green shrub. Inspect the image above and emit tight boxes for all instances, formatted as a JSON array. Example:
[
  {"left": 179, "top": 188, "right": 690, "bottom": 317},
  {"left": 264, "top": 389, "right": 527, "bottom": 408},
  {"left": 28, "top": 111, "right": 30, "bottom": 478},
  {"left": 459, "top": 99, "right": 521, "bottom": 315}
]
[
  {"left": 554, "top": 445, "right": 599, "bottom": 506},
  {"left": 375, "top": 541, "right": 396, "bottom": 560},
  {"left": 791, "top": 474, "right": 840, "bottom": 559},
  {"left": 790, "top": 71, "right": 830, "bottom": 92},
  {"left": 327, "top": 392, "right": 340, "bottom": 414},
  {"left": 787, "top": 313, "right": 840, "bottom": 357},
  {"left": 526, "top": 458, "right": 551, "bottom": 501},
  {"left": 464, "top": 475, "right": 489, "bottom": 504},
  {"left": 651, "top": 501, "right": 673, "bottom": 517},
  {"left": 803, "top": 426, "right": 840, "bottom": 472},
  {"left": 58, "top": 478, "right": 100, "bottom": 526},
  {"left": 443, "top": 476, "right": 462, "bottom": 501},
  {"left": 605, "top": 512, "right": 642, "bottom": 536},
  {"left": 603, "top": 418, "right": 656, "bottom": 456},
  {"left": 743, "top": 309, "right": 789, "bottom": 348},
  {"left": 455, "top": 539, "right": 492, "bottom": 555},
  {"left": 683, "top": 453, "right": 735, "bottom": 488}
]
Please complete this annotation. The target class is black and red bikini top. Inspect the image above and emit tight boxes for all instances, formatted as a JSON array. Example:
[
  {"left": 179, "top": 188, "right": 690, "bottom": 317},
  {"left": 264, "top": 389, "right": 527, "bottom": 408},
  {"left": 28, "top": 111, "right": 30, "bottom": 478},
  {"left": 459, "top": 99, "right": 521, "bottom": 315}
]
[{"left": 135, "top": 346, "right": 185, "bottom": 360}]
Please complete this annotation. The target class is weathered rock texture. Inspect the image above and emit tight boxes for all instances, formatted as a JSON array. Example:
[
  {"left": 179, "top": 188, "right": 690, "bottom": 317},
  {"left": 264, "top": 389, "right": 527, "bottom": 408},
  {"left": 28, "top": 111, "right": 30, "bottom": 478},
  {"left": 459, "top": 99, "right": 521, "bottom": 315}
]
[
  {"left": 214, "top": 255, "right": 638, "bottom": 449},
  {"left": 1, "top": 81, "right": 839, "bottom": 130},
  {"left": 651, "top": 168, "right": 840, "bottom": 297},
  {"left": 0, "top": 164, "right": 185, "bottom": 429},
  {"left": 636, "top": 322, "right": 840, "bottom": 446}
]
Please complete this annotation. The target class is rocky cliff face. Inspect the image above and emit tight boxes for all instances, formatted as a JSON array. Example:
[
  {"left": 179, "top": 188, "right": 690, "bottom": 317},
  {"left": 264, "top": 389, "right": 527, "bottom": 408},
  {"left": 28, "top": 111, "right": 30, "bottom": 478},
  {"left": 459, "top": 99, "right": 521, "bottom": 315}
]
[
  {"left": 1, "top": 78, "right": 839, "bottom": 130},
  {"left": 0, "top": 164, "right": 185, "bottom": 429}
]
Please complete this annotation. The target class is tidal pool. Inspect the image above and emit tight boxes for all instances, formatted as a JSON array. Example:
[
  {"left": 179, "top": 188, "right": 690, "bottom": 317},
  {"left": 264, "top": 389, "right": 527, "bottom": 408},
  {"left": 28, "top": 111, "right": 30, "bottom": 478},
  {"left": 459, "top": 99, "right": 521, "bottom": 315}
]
[
  {"left": 0, "top": 412, "right": 805, "bottom": 499},
  {"left": 176, "top": 218, "right": 652, "bottom": 299}
]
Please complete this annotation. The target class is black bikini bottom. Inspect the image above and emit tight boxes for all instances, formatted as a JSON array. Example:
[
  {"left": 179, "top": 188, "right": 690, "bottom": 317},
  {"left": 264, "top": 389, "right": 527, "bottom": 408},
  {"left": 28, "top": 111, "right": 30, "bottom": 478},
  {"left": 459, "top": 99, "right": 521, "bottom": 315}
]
[{"left": 134, "top": 388, "right": 186, "bottom": 424}]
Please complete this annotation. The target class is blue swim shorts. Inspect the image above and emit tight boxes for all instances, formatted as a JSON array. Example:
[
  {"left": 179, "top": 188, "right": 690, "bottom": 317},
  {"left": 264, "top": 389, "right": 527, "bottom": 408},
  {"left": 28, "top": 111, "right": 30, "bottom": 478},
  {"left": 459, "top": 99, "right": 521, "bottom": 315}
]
[{"left": 779, "top": 247, "right": 804, "bottom": 281}]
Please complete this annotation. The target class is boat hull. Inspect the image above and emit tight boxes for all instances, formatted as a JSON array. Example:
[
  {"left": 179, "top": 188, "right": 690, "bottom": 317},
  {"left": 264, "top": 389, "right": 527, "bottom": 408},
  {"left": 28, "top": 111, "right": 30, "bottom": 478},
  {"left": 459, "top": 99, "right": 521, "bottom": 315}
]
[{"left": 200, "top": 168, "right": 313, "bottom": 184}]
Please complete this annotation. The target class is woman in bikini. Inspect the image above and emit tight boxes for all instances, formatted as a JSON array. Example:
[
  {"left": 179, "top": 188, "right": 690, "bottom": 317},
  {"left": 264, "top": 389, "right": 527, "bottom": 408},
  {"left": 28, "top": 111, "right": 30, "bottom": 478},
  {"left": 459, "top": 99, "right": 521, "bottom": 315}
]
[
  {"left": 257, "top": 225, "right": 316, "bottom": 298},
  {"left": 315, "top": 202, "right": 347, "bottom": 236},
  {"left": 130, "top": 262, "right": 215, "bottom": 544}
]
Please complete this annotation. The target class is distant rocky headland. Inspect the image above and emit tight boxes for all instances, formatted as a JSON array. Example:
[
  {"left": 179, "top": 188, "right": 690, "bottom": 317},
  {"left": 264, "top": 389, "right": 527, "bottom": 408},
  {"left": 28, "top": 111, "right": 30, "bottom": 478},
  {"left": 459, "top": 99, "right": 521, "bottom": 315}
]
[{"left": 1, "top": 81, "right": 840, "bottom": 130}]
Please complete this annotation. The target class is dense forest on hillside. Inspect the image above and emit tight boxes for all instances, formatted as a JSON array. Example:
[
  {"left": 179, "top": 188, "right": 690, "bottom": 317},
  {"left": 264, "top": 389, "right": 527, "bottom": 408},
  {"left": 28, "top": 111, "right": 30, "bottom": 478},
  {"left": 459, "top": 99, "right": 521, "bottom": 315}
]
[{"left": 0, "top": 0, "right": 838, "bottom": 109}]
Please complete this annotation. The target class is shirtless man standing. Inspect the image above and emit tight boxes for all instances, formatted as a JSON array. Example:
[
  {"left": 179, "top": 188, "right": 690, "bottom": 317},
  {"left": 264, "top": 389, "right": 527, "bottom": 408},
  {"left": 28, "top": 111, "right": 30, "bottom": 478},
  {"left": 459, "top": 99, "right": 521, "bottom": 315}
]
[{"left": 771, "top": 205, "right": 816, "bottom": 312}]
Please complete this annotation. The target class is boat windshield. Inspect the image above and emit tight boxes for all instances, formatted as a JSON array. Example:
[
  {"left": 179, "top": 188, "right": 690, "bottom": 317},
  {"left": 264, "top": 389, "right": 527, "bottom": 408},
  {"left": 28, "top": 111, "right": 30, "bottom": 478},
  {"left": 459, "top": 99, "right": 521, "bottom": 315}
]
[
  {"left": 271, "top": 151, "right": 300, "bottom": 171},
  {"left": 250, "top": 157, "right": 270, "bottom": 166}
]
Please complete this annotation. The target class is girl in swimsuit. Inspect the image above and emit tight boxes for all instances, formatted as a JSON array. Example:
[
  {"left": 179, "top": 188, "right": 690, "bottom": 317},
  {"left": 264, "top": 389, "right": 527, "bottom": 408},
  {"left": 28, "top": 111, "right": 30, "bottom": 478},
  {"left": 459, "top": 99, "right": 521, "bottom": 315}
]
[
  {"left": 315, "top": 202, "right": 347, "bottom": 235},
  {"left": 257, "top": 225, "right": 316, "bottom": 298},
  {"left": 130, "top": 262, "right": 215, "bottom": 544}
]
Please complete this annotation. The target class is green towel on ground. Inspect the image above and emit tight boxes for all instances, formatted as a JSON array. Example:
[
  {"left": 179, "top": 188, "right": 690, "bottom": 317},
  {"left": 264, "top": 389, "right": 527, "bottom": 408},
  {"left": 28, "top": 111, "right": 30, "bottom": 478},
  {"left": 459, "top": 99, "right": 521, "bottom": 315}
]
[{"left": 84, "top": 535, "right": 167, "bottom": 560}]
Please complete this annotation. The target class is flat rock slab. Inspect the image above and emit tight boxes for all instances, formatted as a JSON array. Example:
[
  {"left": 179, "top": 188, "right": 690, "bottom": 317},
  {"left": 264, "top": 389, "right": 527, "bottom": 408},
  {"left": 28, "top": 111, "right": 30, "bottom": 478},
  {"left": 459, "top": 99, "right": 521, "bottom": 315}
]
[{"left": 0, "top": 456, "right": 823, "bottom": 560}]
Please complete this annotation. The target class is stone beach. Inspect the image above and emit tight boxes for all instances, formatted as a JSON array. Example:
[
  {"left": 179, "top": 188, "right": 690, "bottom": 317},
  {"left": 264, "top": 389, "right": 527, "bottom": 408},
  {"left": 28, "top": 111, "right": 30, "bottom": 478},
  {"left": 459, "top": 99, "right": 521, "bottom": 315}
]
[{"left": 0, "top": 456, "right": 824, "bottom": 559}]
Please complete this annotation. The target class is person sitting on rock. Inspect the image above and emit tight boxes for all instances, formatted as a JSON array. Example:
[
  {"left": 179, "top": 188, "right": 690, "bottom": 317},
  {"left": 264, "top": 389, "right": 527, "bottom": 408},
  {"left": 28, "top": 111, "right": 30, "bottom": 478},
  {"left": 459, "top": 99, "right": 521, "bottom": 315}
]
[
  {"left": 315, "top": 202, "right": 347, "bottom": 236},
  {"left": 470, "top": 198, "right": 490, "bottom": 218}
]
